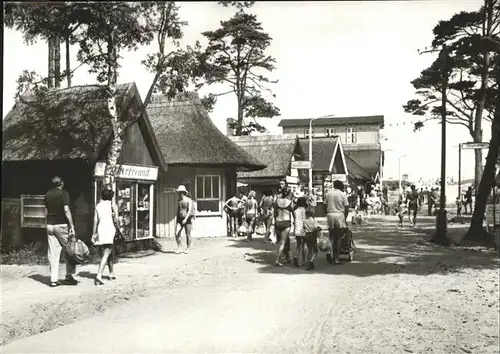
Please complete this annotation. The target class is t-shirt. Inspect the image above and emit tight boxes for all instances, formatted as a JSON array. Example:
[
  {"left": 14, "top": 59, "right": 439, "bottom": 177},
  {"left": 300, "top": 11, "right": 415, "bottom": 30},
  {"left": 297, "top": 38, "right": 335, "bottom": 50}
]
[
  {"left": 303, "top": 217, "right": 321, "bottom": 234},
  {"left": 44, "top": 188, "right": 70, "bottom": 225},
  {"left": 324, "top": 189, "right": 349, "bottom": 214}
]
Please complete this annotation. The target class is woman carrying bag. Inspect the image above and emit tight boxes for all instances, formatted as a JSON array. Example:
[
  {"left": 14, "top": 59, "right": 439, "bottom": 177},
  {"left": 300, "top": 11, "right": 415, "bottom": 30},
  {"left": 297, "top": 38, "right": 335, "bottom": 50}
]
[{"left": 92, "top": 189, "right": 121, "bottom": 285}]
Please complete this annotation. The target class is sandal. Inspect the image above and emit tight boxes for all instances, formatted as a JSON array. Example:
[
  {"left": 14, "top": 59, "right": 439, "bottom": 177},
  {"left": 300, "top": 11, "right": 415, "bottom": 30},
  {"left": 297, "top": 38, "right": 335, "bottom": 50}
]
[
  {"left": 49, "top": 281, "right": 61, "bottom": 287},
  {"left": 94, "top": 278, "right": 106, "bottom": 286},
  {"left": 275, "top": 262, "right": 284, "bottom": 267}
]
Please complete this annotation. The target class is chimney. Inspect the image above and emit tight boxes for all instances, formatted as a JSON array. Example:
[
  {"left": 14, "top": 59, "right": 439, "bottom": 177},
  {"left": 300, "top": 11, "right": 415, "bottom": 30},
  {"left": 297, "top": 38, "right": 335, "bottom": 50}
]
[{"left": 226, "top": 118, "right": 236, "bottom": 136}]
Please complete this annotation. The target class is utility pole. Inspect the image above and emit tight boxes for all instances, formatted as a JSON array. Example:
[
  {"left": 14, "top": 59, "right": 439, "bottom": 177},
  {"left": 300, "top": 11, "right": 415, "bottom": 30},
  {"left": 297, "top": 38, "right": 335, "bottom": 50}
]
[
  {"left": 308, "top": 118, "right": 317, "bottom": 193},
  {"left": 418, "top": 44, "right": 451, "bottom": 245}
]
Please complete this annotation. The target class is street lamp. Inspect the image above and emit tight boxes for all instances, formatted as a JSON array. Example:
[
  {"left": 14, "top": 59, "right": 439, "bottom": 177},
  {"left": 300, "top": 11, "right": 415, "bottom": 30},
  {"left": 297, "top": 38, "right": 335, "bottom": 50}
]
[
  {"left": 398, "top": 154, "right": 407, "bottom": 191},
  {"left": 308, "top": 118, "right": 317, "bottom": 193}
]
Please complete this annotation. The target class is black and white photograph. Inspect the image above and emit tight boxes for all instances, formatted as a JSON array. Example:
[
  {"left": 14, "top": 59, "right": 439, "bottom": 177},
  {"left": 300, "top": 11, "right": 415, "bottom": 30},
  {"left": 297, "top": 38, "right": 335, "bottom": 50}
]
[{"left": 1, "top": 1, "right": 500, "bottom": 353}]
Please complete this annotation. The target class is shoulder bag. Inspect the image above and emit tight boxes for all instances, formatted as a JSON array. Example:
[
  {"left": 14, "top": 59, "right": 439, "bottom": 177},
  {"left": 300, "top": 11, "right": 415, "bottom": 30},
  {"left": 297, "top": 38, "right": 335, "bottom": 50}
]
[{"left": 111, "top": 203, "right": 125, "bottom": 244}]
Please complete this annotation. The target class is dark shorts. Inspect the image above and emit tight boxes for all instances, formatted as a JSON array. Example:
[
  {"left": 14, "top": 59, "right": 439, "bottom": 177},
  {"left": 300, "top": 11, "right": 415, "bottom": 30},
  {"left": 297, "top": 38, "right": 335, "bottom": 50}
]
[
  {"left": 245, "top": 214, "right": 256, "bottom": 224},
  {"left": 177, "top": 216, "right": 193, "bottom": 225},
  {"left": 275, "top": 220, "right": 291, "bottom": 231}
]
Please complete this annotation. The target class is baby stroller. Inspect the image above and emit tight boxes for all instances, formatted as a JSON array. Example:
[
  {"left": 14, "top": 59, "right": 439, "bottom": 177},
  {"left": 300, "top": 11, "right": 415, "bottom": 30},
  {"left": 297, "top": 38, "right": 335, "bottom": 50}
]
[
  {"left": 319, "top": 228, "right": 356, "bottom": 262},
  {"left": 340, "top": 228, "right": 356, "bottom": 261}
]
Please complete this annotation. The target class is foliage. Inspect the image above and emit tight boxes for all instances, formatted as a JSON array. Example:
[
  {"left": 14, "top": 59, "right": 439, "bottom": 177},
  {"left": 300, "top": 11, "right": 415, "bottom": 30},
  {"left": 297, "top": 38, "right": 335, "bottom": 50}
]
[
  {"left": 194, "top": 8, "right": 280, "bottom": 135},
  {"left": 217, "top": 1, "right": 255, "bottom": 9},
  {"left": 1, "top": 243, "right": 48, "bottom": 265}
]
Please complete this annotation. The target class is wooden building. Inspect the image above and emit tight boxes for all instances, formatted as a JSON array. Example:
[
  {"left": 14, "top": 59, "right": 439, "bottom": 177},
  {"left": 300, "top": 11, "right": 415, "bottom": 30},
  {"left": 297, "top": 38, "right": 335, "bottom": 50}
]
[
  {"left": 2, "top": 83, "right": 166, "bottom": 252},
  {"left": 146, "top": 92, "right": 265, "bottom": 238},
  {"left": 230, "top": 135, "right": 307, "bottom": 199}
]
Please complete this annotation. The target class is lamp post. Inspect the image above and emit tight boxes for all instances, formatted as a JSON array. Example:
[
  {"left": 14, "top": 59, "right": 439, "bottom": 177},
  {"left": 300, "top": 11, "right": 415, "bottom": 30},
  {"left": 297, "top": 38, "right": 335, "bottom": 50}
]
[
  {"left": 308, "top": 118, "right": 317, "bottom": 193},
  {"left": 398, "top": 154, "right": 407, "bottom": 191}
]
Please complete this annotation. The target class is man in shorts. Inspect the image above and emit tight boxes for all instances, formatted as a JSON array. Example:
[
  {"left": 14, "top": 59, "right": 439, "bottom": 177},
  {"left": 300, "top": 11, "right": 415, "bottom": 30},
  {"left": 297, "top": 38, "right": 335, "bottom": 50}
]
[
  {"left": 406, "top": 184, "right": 421, "bottom": 227},
  {"left": 324, "top": 180, "right": 349, "bottom": 264},
  {"left": 175, "top": 185, "right": 193, "bottom": 254},
  {"left": 44, "top": 176, "right": 78, "bottom": 287}
]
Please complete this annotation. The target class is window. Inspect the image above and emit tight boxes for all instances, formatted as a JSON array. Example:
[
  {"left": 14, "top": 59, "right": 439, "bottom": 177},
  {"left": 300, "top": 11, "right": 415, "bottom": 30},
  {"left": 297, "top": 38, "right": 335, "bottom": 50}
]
[
  {"left": 195, "top": 175, "right": 221, "bottom": 213},
  {"left": 305, "top": 129, "right": 315, "bottom": 138},
  {"left": 325, "top": 128, "right": 336, "bottom": 137},
  {"left": 21, "top": 195, "right": 46, "bottom": 228},
  {"left": 346, "top": 126, "right": 357, "bottom": 144}
]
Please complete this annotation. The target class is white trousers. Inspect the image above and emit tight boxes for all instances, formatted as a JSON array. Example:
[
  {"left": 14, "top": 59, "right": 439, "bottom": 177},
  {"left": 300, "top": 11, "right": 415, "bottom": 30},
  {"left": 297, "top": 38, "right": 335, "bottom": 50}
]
[{"left": 47, "top": 224, "right": 76, "bottom": 282}]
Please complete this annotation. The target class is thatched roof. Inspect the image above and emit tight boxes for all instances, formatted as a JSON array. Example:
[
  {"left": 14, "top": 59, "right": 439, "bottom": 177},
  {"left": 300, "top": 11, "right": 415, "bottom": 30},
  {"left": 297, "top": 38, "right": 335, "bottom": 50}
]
[
  {"left": 231, "top": 135, "right": 304, "bottom": 179},
  {"left": 342, "top": 146, "right": 381, "bottom": 176},
  {"left": 2, "top": 82, "right": 165, "bottom": 168},
  {"left": 146, "top": 92, "right": 266, "bottom": 171},
  {"left": 279, "top": 115, "right": 385, "bottom": 128},
  {"left": 298, "top": 136, "right": 342, "bottom": 172}
]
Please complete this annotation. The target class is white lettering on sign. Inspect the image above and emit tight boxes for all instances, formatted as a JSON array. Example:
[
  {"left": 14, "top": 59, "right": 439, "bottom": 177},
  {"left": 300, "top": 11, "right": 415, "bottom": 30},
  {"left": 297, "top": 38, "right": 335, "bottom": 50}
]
[
  {"left": 331, "top": 174, "right": 347, "bottom": 182},
  {"left": 94, "top": 162, "right": 158, "bottom": 181}
]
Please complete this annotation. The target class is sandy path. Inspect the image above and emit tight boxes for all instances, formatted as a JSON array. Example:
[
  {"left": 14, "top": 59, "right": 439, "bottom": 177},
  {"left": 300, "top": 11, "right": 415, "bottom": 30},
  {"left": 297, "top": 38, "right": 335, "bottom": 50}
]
[{"left": 2, "top": 216, "right": 499, "bottom": 353}]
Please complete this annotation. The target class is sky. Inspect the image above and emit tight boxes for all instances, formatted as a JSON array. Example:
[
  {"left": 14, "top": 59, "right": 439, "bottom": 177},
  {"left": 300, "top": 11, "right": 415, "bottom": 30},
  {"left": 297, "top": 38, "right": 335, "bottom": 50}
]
[{"left": 2, "top": 0, "right": 491, "bottom": 181}]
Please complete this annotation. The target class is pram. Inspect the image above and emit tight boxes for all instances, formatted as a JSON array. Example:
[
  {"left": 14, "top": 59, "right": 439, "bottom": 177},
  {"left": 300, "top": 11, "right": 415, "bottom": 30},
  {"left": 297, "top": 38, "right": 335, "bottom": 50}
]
[
  {"left": 340, "top": 228, "right": 356, "bottom": 261},
  {"left": 321, "top": 227, "right": 356, "bottom": 262}
]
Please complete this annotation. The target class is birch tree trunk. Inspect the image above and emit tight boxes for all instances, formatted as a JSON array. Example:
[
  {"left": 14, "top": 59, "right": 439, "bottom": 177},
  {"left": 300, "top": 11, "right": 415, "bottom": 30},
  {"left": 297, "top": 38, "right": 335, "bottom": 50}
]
[{"left": 104, "top": 30, "right": 123, "bottom": 190}]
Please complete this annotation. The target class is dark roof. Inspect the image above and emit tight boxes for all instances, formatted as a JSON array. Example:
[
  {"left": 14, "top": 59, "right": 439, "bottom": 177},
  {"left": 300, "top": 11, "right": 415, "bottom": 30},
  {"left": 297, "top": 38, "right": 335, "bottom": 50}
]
[
  {"left": 278, "top": 115, "right": 385, "bottom": 128},
  {"left": 146, "top": 92, "right": 265, "bottom": 171},
  {"left": 344, "top": 154, "right": 372, "bottom": 180},
  {"left": 2, "top": 83, "right": 147, "bottom": 162},
  {"left": 230, "top": 135, "right": 303, "bottom": 178},
  {"left": 298, "top": 137, "right": 340, "bottom": 172},
  {"left": 342, "top": 146, "right": 381, "bottom": 176}
]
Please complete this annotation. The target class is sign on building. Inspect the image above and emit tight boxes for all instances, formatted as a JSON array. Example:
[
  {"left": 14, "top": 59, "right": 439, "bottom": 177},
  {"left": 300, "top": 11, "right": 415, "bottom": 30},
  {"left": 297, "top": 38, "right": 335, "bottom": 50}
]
[
  {"left": 291, "top": 160, "right": 312, "bottom": 169},
  {"left": 331, "top": 174, "right": 347, "bottom": 182},
  {"left": 462, "top": 142, "right": 490, "bottom": 150},
  {"left": 94, "top": 162, "right": 158, "bottom": 181}
]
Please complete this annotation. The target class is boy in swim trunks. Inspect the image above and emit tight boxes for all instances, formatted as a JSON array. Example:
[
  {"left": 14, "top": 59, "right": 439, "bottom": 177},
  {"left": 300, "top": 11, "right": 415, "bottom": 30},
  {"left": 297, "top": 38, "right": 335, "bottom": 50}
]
[{"left": 303, "top": 209, "right": 321, "bottom": 270}]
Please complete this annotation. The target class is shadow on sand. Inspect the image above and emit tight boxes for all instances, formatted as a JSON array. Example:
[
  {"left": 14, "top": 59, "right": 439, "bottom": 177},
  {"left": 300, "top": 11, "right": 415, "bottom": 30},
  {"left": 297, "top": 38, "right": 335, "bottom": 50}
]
[{"left": 227, "top": 216, "right": 500, "bottom": 277}]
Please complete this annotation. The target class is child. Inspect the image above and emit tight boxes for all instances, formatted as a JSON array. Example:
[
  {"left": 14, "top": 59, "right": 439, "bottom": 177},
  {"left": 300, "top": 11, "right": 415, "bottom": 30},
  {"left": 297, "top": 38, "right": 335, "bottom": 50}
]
[
  {"left": 396, "top": 201, "right": 407, "bottom": 228},
  {"left": 303, "top": 209, "right": 322, "bottom": 270},
  {"left": 292, "top": 191, "right": 307, "bottom": 267},
  {"left": 455, "top": 197, "right": 462, "bottom": 219}
]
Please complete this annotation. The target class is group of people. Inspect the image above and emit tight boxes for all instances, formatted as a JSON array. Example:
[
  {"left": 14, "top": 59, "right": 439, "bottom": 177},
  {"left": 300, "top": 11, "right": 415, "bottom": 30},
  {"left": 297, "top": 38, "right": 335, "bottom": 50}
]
[{"left": 225, "top": 179, "right": 351, "bottom": 269}]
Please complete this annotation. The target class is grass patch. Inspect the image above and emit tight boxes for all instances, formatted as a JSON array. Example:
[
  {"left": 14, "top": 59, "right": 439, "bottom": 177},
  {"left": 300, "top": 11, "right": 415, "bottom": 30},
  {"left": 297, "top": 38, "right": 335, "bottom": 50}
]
[{"left": 1, "top": 242, "right": 49, "bottom": 265}]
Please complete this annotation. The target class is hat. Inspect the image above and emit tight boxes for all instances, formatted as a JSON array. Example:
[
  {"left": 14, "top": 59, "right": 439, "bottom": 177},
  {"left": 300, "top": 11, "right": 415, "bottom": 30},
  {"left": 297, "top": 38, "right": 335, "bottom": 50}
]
[
  {"left": 293, "top": 190, "right": 305, "bottom": 199},
  {"left": 176, "top": 185, "right": 188, "bottom": 193},
  {"left": 52, "top": 176, "right": 63, "bottom": 187}
]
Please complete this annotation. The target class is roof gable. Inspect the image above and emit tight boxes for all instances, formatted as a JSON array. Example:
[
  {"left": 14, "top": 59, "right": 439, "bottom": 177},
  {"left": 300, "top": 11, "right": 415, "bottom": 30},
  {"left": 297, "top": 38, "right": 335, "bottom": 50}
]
[
  {"left": 146, "top": 92, "right": 265, "bottom": 171},
  {"left": 299, "top": 137, "right": 346, "bottom": 173},
  {"left": 231, "top": 135, "right": 303, "bottom": 178}
]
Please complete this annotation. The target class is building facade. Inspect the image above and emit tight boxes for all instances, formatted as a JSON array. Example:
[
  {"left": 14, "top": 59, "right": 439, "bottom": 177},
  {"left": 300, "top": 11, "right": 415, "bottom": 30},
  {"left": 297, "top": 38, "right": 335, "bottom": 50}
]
[{"left": 279, "top": 115, "right": 385, "bottom": 181}]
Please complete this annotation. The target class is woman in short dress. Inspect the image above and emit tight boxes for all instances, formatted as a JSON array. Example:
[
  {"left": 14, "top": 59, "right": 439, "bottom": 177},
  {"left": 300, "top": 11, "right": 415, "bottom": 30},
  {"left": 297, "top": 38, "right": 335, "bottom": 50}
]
[
  {"left": 92, "top": 189, "right": 118, "bottom": 285},
  {"left": 274, "top": 185, "right": 294, "bottom": 267}
]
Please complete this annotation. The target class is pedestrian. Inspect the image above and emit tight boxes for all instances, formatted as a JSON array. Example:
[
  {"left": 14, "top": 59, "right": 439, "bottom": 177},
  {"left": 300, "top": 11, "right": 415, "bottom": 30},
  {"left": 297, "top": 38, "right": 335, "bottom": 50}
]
[
  {"left": 259, "top": 189, "right": 274, "bottom": 243},
  {"left": 431, "top": 187, "right": 440, "bottom": 215},
  {"left": 406, "top": 184, "right": 421, "bottom": 227},
  {"left": 324, "top": 180, "right": 350, "bottom": 265},
  {"left": 44, "top": 176, "right": 78, "bottom": 287},
  {"left": 274, "top": 182, "right": 294, "bottom": 267},
  {"left": 396, "top": 199, "right": 406, "bottom": 228},
  {"left": 175, "top": 185, "right": 194, "bottom": 254},
  {"left": 292, "top": 190, "right": 307, "bottom": 267},
  {"left": 427, "top": 187, "right": 434, "bottom": 216},
  {"left": 244, "top": 190, "right": 258, "bottom": 242},
  {"left": 464, "top": 187, "right": 473, "bottom": 214},
  {"left": 91, "top": 188, "right": 118, "bottom": 285},
  {"left": 455, "top": 197, "right": 463, "bottom": 219},
  {"left": 225, "top": 195, "right": 241, "bottom": 237},
  {"left": 303, "top": 209, "right": 321, "bottom": 270}
]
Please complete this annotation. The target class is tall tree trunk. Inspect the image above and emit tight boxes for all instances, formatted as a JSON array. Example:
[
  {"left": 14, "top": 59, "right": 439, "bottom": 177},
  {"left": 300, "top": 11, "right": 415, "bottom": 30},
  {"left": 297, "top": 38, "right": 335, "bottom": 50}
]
[
  {"left": 48, "top": 37, "right": 55, "bottom": 89},
  {"left": 54, "top": 35, "right": 61, "bottom": 88},
  {"left": 104, "top": 31, "right": 122, "bottom": 190},
  {"left": 65, "top": 35, "right": 71, "bottom": 87},
  {"left": 473, "top": 131, "right": 484, "bottom": 191},
  {"left": 464, "top": 52, "right": 500, "bottom": 242}
]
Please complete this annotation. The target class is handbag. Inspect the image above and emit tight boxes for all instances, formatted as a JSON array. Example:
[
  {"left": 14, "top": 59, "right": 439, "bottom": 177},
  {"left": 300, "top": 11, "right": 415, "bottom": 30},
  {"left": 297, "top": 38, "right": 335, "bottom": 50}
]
[
  {"left": 111, "top": 203, "right": 125, "bottom": 244},
  {"left": 66, "top": 238, "right": 91, "bottom": 265}
]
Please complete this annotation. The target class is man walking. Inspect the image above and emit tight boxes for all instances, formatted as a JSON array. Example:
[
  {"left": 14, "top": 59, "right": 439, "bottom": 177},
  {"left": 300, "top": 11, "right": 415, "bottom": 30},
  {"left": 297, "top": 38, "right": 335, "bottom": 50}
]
[
  {"left": 175, "top": 185, "right": 194, "bottom": 254},
  {"left": 44, "top": 176, "right": 78, "bottom": 287},
  {"left": 324, "top": 180, "right": 349, "bottom": 265}
]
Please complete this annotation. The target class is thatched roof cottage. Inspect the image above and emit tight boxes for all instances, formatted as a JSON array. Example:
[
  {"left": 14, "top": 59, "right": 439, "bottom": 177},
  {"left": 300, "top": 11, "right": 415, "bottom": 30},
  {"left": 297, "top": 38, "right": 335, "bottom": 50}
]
[
  {"left": 146, "top": 92, "right": 266, "bottom": 238},
  {"left": 2, "top": 82, "right": 165, "bottom": 252}
]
